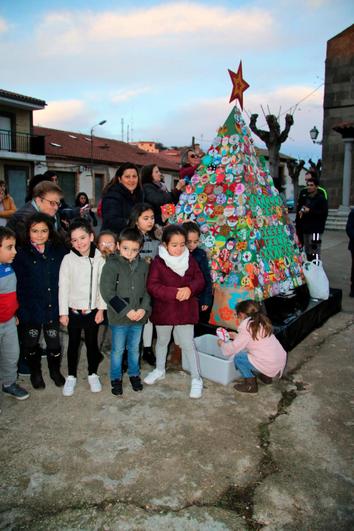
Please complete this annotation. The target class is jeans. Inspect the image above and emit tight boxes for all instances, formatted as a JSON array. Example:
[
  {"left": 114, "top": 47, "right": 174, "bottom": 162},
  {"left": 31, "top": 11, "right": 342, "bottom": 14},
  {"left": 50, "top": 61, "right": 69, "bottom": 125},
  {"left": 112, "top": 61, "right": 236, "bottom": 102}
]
[
  {"left": 67, "top": 309, "right": 100, "bottom": 377},
  {"left": 19, "top": 322, "right": 61, "bottom": 355},
  {"left": 110, "top": 324, "right": 143, "bottom": 380},
  {"left": 233, "top": 350, "right": 258, "bottom": 378}
]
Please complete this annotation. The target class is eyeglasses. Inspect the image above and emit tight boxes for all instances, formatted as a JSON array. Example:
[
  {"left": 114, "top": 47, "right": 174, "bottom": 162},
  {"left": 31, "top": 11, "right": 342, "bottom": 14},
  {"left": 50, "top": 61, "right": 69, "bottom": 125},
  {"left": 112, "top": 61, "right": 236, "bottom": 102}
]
[
  {"left": 189, "top": 154, "right": 197, "bottom": 159},
  {"left": 99, "top": 242, "right": 116, "bottom": 248},
  {"left": 40, "top": 197, "right": 61, "bottom": 207}
]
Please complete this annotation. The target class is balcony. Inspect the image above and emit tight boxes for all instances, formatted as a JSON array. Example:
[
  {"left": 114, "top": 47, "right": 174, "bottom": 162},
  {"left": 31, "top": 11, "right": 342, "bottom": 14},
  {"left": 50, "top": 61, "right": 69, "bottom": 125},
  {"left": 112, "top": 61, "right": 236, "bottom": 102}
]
[{"left": 0, "top": 129, "right": 45, "bottom": 156}]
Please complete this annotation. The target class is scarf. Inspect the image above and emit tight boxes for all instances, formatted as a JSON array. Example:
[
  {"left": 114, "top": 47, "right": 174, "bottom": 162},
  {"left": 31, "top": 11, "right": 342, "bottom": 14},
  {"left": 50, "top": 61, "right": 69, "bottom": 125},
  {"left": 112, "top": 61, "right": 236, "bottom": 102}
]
[{"left": 159, "top": 245, "right": 189, "bottom": 276}]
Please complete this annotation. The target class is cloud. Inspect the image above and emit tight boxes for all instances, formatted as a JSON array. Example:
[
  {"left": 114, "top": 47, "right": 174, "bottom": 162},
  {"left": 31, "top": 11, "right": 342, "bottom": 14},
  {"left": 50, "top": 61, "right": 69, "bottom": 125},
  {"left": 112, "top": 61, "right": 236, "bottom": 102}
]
[
  {"left": 33, "top": 99, "right": 95, "bottom": 130},
  {"left": 142, "top": 84, "right": 324, "bottom": 160},
  {"left": 35, "top": 3, "right": 277, "bottom": 55},
  {"left": 0, "top": 17, "right": 8, "bottom": 33},
  {"left": 111, "top": 87, "right": 151, "bottom": 103}
]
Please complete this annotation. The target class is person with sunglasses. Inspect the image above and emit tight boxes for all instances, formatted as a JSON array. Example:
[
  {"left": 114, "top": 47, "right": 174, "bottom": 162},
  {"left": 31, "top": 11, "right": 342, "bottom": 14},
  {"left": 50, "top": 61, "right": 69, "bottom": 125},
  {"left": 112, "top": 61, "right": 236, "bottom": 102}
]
[
  {"left": 179, "top": 148, "right": 201, "bottom": 184},
  {"left": 7, "top": 181, "right": 66, "bottom": 246}
]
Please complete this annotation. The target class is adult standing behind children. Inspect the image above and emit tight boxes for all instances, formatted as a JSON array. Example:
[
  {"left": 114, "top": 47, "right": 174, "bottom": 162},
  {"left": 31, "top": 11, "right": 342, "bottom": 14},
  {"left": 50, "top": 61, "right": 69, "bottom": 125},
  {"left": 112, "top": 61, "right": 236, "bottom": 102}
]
[
  {"left": 101, "top": 163, "right": 143, "bottom": 235},
  {"left": 179, "top": 148, "right": 201, "bottom": 183},
  {"left": 141, "top": 165, "right": 185, "bottom": 226},
  {"left": 296, "top": 177, "right": 328, "bottom": 260},
  {"left": 59, "top": 218, "right": 105, "bottom": 397},
  {"left": 0, "top": 181, "right": 16, "bottom": 226},
  {"left": 346, "top": 208, "right": 354, "bottom": 297},
  {"left": 144, "top": 224, "right": 205, "bottom": 399},
  {"left": 7, "top": 181, "right": 65, "bottom": 246},
  {"left": 100, "top": 228, "right": 151, "bottom": 396},
  {"left": 0, "top": 227, "right": 29, "bottom": 402},
  {"left": 12, "top": 213, "right": 67, "bottom": 390}
]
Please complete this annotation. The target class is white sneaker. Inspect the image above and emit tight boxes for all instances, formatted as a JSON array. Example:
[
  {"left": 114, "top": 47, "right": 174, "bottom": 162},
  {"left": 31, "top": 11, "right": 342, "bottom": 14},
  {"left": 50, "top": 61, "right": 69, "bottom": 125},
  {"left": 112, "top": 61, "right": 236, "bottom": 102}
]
[
  {"left": 144, "top": 368, "right": 166, "bottom": 385},
  {"left": 63, "top": 376, "right": 77, "bottom": 397},
  {"left": 88, "top": 373, "right": 102, "bottom": 393},
  {"left": 190, "top": 378, "right": 203, "bottom": 399}
]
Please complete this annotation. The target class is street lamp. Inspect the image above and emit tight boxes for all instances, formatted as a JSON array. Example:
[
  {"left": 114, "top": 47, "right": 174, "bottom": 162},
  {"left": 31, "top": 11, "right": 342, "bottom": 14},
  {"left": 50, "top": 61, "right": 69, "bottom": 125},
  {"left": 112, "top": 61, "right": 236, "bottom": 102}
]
[
  {"left": 90, "top": 120, "right": 107, "bottom": 180},
  {"left": 309, "top": 126, "right": 322, "bottom": 145}
]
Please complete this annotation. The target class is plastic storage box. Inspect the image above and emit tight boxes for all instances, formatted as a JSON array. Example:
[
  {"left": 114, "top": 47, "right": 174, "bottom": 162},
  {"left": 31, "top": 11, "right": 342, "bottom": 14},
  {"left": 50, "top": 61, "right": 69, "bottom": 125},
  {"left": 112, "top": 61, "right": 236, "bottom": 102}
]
[{"left": 182, "top": 334, "right": 240, "bottom": 385}]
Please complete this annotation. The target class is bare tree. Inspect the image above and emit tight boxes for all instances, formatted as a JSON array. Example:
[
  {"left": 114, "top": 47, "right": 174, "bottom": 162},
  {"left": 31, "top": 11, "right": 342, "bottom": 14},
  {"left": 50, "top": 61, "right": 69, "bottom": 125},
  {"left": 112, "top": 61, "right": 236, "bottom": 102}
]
[{"left": 249, "top": 113, "right": 294, "bottom": 191}]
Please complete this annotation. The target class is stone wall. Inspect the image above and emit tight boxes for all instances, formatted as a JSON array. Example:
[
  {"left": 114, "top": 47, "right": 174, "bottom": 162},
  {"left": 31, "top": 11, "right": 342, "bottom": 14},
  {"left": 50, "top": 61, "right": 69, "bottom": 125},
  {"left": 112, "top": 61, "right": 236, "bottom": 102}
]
[{"left": 321, "top": 25, "right": 354, "bottom": 208}]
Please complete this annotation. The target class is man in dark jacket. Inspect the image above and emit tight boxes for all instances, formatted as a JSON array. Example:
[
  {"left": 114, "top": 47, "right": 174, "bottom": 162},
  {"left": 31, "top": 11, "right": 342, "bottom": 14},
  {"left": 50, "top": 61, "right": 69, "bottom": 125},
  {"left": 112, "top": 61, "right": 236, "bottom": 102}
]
[
  {"left": 297, "top": 177, "right": 328, "bottom": 260},
  {"left": 346, "top": 208, "right": 354, "bottom": 297}
]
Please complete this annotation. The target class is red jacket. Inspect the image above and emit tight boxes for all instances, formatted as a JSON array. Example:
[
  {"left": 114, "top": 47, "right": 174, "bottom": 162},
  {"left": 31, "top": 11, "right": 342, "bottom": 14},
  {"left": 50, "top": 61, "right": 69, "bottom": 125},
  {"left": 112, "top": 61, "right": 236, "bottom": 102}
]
[{"left": 147, "top": 255, "right": 205, "bottom": 325}]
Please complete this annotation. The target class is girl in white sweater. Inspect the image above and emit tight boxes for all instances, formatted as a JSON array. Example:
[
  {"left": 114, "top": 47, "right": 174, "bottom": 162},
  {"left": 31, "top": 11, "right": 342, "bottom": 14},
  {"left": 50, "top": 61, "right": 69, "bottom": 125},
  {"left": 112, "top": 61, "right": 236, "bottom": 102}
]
[{"left": 59, "top": 218, "right": 105, "bottom": 396}]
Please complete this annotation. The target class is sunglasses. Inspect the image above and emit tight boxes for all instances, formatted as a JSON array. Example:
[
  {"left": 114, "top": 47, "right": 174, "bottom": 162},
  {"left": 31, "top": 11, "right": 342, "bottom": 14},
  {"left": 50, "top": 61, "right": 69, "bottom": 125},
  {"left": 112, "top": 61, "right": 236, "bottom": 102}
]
[{"left": 189, "top": 154, "right": 198, "bottom": 159}]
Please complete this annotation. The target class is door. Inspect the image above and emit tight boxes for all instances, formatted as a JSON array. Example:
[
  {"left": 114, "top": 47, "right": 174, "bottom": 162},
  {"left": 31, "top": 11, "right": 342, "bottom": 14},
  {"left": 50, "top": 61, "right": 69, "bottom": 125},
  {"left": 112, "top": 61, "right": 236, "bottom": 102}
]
[{"left": 5, "top": 166, "right": 29, "bottom": 208}]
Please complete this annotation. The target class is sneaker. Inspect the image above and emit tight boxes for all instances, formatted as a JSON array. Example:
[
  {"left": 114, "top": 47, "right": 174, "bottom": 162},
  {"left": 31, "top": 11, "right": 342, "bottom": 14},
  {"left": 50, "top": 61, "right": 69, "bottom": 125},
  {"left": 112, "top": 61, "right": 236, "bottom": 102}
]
[
  {"left": 88, "top": 373, "right": 102, "bottom": 393},
  {"left": 189, "top": 378, "right": 203, "bottom": 399},
  {"left": 111, "top": 379, "right": 123, "bottom": 396},
  {"left": 63, "top": 376, "right": 77, "bottom": 397},
  {"left": 144, "top": 368, "right": 166, "bottom": 385},
  {"left": 130, "top": 375, "right": 143, "bottom": 392},
  {"left": 2, "top": 383, "right": 29, "bottom": 400}
]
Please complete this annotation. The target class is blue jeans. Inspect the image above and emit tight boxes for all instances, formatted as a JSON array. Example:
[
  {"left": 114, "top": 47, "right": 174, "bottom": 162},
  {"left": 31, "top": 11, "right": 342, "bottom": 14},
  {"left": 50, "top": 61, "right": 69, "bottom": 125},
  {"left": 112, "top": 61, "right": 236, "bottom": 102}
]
[
  {"left": 233, "top": 350, "right": 259, "bottom": 378},
  {"left": 110, "top": 324, "right": 143, "bottom": 380}
]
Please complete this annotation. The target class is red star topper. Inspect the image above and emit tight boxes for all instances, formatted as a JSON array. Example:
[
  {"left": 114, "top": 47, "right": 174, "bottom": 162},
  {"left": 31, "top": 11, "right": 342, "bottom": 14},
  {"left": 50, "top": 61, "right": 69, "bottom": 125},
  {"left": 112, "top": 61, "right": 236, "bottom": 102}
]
[{"left": 228, "top": 61, "right": 249, "bottom": 110}]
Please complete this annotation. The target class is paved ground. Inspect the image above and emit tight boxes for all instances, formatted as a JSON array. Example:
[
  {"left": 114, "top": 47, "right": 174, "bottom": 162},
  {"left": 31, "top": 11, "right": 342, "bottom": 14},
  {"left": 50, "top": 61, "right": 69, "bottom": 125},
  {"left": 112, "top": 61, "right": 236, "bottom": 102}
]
[{"left": 0, "top": 230, "right": 353, "bottom": 530}]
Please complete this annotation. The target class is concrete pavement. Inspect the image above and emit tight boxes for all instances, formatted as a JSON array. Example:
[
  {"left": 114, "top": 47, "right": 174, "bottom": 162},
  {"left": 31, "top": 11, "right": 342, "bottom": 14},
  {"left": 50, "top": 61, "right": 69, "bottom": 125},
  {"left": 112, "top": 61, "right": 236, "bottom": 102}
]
[{"left": 0, "top": 230, "right": 353, "bottom": 530}]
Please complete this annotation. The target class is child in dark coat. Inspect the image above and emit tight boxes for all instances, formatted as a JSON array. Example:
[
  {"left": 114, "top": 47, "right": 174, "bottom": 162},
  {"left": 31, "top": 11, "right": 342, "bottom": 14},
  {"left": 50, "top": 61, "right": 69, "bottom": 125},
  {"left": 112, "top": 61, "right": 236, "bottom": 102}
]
[{"left": 13, "top": 213, "right": 67, "bottom": 390}]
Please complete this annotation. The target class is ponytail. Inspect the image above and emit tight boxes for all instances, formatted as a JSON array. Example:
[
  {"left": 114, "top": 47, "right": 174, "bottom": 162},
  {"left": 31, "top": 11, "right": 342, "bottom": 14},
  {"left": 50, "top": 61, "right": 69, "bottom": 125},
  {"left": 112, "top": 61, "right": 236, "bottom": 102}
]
[{"left": 235, "top": 299, "right": 272, "bottom": 340}]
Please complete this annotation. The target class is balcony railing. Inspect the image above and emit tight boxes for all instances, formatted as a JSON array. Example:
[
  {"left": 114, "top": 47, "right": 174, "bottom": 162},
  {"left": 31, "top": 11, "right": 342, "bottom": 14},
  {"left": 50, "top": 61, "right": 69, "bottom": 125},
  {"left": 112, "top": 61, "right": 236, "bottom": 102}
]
[{"left": 0, "top": 129, "right": 45, "bottom": 156}]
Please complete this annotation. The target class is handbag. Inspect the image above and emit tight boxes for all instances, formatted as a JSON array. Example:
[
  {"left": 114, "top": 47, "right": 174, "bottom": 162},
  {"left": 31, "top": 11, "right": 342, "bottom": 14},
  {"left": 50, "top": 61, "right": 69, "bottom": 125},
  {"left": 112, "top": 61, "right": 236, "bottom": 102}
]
[{"left": 303, "top": 259, "right": 329, "bottom": 300}]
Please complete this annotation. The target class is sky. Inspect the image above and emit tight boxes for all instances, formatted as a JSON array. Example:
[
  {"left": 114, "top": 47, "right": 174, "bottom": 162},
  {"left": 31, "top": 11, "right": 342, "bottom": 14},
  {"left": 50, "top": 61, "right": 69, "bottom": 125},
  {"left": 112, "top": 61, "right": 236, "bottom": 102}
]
[{"left": 0, "top": 0, "right": 353, "bottom": 162}]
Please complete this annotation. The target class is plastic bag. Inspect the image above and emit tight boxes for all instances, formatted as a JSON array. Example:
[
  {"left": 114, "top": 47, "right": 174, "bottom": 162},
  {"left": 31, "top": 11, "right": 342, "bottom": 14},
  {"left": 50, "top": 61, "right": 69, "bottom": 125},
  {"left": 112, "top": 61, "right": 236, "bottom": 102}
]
[{"left": 303, "top": 259, "right": 329, "bottom": 300}]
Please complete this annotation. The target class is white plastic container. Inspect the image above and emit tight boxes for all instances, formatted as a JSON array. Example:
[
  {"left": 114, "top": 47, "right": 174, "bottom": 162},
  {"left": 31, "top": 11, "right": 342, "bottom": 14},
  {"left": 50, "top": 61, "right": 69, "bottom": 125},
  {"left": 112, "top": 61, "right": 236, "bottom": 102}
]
[{"left": 182, "top": 334, "right": 241, "bottom": 385}]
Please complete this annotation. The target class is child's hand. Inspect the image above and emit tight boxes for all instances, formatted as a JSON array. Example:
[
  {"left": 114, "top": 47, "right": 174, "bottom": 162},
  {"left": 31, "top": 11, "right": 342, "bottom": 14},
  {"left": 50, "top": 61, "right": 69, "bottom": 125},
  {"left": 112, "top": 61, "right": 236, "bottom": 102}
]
[
  {"left": 126, "top": 309, "right": 138, "bottom": 321},
  {"left": 95, "top": 310, "right": 104, "bottom": 324},
  {"left": 60, "top": 315, "right": 69, "bottom": 327},
  {"left": 134, "top": 309, "right": 146, "bottom": 321},
  {"left": 176, "top": 287, "right": 191, "bottom": 301},
  {"left": 217, "top": 339, "right": 223, "bottom": 347},
  {"left": 201, "top": 304, "right": 209, "bottom": 311},
  {"left": 229, "top": 331, "right": 237, "bottom": 340}
]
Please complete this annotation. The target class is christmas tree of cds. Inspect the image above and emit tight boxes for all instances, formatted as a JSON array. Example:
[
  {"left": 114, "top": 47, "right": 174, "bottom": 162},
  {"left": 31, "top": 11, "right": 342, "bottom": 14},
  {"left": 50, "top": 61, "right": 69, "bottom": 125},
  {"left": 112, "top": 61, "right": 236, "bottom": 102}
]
[{"left": 171, "top": 62, "right": 305, "bottom": 328}]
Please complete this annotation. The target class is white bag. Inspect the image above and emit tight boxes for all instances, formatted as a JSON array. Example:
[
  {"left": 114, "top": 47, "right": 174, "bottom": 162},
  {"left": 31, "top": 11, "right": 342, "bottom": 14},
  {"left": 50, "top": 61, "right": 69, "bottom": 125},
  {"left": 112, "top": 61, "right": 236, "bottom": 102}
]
[{"left": 303, "top": 259, "right": 330, "bottom": 300}]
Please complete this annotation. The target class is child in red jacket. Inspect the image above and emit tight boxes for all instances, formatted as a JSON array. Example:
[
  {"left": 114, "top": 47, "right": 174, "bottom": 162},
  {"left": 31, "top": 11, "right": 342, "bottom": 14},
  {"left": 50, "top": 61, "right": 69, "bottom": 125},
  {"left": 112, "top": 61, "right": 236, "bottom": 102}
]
[{"left": 144, "top": 224, "right": 205, "bottom": 398}]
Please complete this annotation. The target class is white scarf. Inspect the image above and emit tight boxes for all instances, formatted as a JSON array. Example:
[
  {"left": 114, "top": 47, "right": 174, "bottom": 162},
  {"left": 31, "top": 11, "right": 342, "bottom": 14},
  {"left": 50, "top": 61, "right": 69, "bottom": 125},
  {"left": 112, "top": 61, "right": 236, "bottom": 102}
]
[{"left": 159, "top": 245, "right": 189, "bottom": 276}]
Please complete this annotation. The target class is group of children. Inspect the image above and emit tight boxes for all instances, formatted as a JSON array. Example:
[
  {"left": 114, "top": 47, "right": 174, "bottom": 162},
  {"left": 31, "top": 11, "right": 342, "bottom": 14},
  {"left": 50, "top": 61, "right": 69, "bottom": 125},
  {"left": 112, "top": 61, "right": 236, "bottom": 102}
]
[{"left": 0, "top": 201, "right": 287, "bottom": 407}]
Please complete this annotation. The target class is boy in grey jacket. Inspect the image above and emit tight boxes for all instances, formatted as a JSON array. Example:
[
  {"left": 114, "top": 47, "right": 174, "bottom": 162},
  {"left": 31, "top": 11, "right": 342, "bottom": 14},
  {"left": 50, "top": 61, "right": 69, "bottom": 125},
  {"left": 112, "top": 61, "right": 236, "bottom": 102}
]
[{"left": 100, "top": 228, "right": 150, "bottom": 396}]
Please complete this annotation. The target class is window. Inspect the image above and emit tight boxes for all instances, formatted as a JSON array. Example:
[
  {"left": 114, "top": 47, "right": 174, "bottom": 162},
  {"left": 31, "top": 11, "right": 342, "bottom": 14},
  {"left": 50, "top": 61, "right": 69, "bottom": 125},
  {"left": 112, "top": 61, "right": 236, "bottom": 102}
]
[
  {"left": 94, "top": 174, "right": 105, "bottom": 206},
  {"left": 55, "top": 171, "right": 76, "bottom": 206},
  {"left": 0, "top": 115, "right": 12, "bottom": 151}
]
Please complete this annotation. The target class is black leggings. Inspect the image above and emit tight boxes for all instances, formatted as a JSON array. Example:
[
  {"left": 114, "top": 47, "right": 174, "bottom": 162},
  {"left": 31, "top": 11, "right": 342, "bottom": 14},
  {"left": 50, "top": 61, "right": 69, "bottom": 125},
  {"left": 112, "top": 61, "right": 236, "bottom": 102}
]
[
  {"left": 19, "top": 322, "right": 61, "bottom": 356},
  {"left": 67, "top": 309, "right": 100, "bottom": 377}
]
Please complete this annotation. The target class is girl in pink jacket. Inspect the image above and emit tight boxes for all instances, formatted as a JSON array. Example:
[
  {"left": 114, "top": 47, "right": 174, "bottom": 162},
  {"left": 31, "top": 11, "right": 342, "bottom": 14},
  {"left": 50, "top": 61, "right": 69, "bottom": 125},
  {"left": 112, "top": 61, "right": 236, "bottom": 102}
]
[{"left": 219, "top": 300, "right": 287, "bottom": 394}]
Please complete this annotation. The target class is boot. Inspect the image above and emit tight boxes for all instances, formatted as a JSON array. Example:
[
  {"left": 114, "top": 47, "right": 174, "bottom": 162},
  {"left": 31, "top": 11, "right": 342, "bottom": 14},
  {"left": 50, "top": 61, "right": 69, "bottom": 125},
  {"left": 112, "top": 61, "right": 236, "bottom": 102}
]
[
  {"left": 129, "top": 376, "right": 143, "bottom": 392},
  {"left": 111, "top": 379, "right": 123, "bottom": 396},
  {"left": 47, "top": 352, "right": 65, "bottom": 387},
  {"left": 258, "top": 373, "right": 272, "bottom": 385},
  {"left": 234, "top": 377, "right": 258, "bottom": 394},
  {"left": 142, "top": 347, "right": 156, "bottom": 366},
  {"left": 26, "top": 351, "right": 45, "bottom": 389}
]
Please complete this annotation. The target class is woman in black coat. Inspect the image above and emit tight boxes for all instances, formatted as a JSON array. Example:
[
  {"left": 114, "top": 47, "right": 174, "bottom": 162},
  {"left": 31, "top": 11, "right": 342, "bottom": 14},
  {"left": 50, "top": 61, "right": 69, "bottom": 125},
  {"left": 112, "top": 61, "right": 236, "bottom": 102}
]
[
  {"left": 101, "top": 163, "right": 143, "bottom": 235},
  {"left": 141, "top": 164, "right": 185, "bottom": 226}
]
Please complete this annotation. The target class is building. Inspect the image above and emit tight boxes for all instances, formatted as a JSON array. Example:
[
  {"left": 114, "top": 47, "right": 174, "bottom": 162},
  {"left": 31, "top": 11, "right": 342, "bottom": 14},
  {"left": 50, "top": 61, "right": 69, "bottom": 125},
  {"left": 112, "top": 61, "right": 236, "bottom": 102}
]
[
  {"left": 33, "top": 126, "right": 180, "bottom": 206},
  {"left": 0, "top": 89, "right": 46, "bottom": 206},
  {"left": 129, "top": 141, "right": 159, "bottom": 153},
  {"left": 321, "top": 24, "right": 354, "bottom": 209}
]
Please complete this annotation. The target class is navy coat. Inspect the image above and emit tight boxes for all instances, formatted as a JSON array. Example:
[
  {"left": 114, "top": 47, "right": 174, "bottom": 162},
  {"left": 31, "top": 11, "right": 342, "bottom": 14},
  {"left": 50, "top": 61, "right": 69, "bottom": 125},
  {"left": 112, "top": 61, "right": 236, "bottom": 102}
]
[
  {"left": 13, "top": 242, "right": 67, "bottom": 325},
  {"left": 101, "top": 182, "right": 143, "bottom": 235}
]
